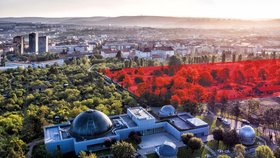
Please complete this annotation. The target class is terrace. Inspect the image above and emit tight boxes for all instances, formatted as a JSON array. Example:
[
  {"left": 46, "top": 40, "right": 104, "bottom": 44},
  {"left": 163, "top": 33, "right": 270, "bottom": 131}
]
[
  {"left": 128, "top": 107, "right": 155, "bottom": 120},
  {"left": 44, "top": 125, "right": 62, "bottom": 143}
]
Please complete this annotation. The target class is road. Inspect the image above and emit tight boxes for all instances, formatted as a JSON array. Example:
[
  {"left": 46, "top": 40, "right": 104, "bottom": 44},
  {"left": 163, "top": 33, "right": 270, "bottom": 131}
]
[{"left": 207, "top": 110, "right": 242, "bottom": 130}]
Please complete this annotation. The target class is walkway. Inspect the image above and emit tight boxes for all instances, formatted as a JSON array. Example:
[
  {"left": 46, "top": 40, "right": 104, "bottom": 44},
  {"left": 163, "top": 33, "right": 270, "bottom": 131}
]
[
  {"left": 204, "top": 144, "right": 217, "bottom": 157},
  {"left": 26, "top": 139, "right": 44, "bottom": 158}
]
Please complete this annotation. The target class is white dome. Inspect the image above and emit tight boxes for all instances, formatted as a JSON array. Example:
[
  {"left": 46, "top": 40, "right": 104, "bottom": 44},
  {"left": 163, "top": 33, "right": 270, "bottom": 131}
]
[
  {"left": 156, "top": 141, "right": 177, "bottom": 157},
  {"left": 159, "top": 105, "right": 176, "bottom": 117},
  {"left": 239, "top": 125, "right": 256, "bottom": 145}
]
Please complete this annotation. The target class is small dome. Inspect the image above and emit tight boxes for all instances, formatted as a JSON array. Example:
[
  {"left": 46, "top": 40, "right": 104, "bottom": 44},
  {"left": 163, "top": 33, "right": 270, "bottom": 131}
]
[
  {"left": 159, "top": 105, "right": 176, "bottom": 117},
  {"left": 156, "top": 141, "right": 177, "bottom": 157},
  {"left": 70, "top": 109, "right": 113, "bottom": 139},
  {"left": 239, "top": 125, "right": 256, "bottom": 145}
]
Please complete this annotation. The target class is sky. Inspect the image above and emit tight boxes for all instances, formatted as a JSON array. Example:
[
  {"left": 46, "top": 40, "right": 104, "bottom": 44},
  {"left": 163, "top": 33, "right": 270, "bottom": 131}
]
[{"left": 0, "top": 0, "right": 280, "bottom": 19}]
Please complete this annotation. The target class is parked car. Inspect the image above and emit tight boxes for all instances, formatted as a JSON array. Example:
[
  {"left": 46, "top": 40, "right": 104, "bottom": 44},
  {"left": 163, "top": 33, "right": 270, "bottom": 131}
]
[
  {"left": 222, "top": 119, "right": 231, "bottom": 126},
  {"left": 217, "top": 116, "right": 223, "bottom": 122},
  {"left": 241, "top": 119, "right": 250, "bottom": 125}
]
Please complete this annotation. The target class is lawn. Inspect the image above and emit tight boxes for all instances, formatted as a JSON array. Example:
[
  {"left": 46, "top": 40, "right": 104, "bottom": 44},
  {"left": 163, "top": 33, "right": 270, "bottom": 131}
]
[
  {"left": 93, "top": 149, "right": 111, "bottom": 157},
  {"left": 197, "top": 115, "right": 219, "bottom": 132},
  {"left": 206, "top": 140, "right": 228, "bottom": 151}
]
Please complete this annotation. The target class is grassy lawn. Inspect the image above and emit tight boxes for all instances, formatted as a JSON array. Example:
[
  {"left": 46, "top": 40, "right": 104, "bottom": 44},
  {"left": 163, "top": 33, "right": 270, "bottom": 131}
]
[
  {"left": 206, "top": 140, "right": 228, "bottom": 151},
  {"left": 197, "top": 115, "right": 219, "bottom": 132},
  {"left": 254, "top": 128, "right": 262, "bottom": 137},
  {"left": 178, "top": 146, "right": 206, "bottom": 158},
  {"left": 198, "top": 114, "right": 234, "bottom": 133},
  {"left": 94, "top": 149, "right": 111, "bottom": 157}
]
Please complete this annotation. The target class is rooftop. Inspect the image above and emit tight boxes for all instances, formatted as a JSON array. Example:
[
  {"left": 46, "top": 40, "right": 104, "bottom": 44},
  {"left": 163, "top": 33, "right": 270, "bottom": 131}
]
[
  {"left": 69, "top": 109, "right": 113, "bottom": 139},
  {"left": 128, "top": 107, "right": 155, "bottom": 120},
  {"left": 186, "top": 118, "right": 208, "bottom": 127},
  {"left": 44, "top": 126, "right": 61, "bottom": 143},
  {"left": 167, "top": 113, "right": 208, "bottom": 130}
]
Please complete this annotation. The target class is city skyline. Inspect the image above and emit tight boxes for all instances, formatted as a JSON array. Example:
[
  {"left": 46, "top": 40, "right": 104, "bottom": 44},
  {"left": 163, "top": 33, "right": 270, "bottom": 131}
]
[{"left": 0, "top": 0, "right": 280, "bottom": 19}]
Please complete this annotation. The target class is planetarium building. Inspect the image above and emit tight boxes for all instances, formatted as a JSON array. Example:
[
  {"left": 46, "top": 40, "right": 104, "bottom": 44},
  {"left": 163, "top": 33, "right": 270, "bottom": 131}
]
[{"left": 44, "top": 106, "right": 209, "bottom": 155}]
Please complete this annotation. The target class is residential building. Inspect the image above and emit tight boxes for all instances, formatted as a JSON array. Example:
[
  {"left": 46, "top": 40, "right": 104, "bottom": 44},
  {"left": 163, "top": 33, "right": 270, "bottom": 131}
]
[
  {"left": 13, "top": 36, "right": 24, "bottom": 54},
  {"left": 39, "top": 36, "right": 48, "bottom": 53},
  {"left": 29, "top": 32, "right": 38, "bottom": 53}
]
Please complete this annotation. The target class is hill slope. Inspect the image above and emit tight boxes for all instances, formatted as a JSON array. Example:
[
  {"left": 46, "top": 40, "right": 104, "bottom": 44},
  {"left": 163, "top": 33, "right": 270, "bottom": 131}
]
[{"left": 0, "top": 16, "right": 279, "bottom": 28}]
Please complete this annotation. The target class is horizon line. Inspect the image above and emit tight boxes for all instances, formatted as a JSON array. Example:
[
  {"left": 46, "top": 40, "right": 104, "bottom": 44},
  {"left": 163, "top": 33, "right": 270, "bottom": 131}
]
[{"left": 0, "top": 15, "right": 278, "bottom": 21}]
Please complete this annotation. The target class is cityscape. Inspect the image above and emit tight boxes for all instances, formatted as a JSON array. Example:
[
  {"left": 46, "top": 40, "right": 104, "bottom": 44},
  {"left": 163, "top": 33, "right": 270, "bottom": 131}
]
[{"left": 0, "top": 0, "right": 280, "bottom": 158}]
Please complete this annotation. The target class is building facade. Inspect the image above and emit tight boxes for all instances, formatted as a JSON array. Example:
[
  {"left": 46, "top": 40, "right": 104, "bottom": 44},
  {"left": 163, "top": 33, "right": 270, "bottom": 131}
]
[
  {"left": 13, "top": 36, "right": 24, "bottom": 55},
  {"left": 39, "top": 36, "right": 48, "bottom": 53},
  {"left": 29, "top": 33, "right": 38, "bottom": 53},
  {"left": 44, "top": 106, "right": 209, "bottom": 155}
]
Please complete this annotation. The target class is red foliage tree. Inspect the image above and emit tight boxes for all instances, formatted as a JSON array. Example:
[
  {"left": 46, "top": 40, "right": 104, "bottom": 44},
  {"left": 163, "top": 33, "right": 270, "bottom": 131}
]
[
  {"left": 198, "top": 71, "right": 213, "bottom": 87},
  {"left": 232, "top": 69, "right": 245, "bottom": 84}
]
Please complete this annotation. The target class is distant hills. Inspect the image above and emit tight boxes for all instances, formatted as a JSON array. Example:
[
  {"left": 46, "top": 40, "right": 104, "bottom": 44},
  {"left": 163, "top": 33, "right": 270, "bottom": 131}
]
[{"left": 0, "top": 16, "right": 280, "bottom": 28}]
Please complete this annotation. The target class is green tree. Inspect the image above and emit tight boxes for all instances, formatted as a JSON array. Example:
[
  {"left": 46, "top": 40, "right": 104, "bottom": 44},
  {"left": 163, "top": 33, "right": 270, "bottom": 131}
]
[
  {"left": 274, "top": 146, "right": 280, "bottom": 158},
  {"left": 255, "top": 145, "right": 275, "bottom": 158},
  {"left": 188, "top": 137, "right": 203, "bottom": 153},
  {"left": 111, "top": 141, "right": 136, "bottom": 158},
  {"left": 223, "top": 130, "right": 240, "bottom": 147},
  {"left": 220, "top": 95, "right": 228, "bottom": 116},
  {"left": 232, "top": 54, "right": 236, "bottom": 62},
  {"left": 234, "top": 144, "right": 245, "bottom": 158},
  {"left": 222, "top": 52, "right": 226, "bottom": 62},
  {"left": 231, "top": 101, "right": 242, "bottom": 129},
  {"left": 211, "top": 55, "right": 216, "bottom": 63},
  {"left": 168, "top": 55, "right": 182, "bottom": 75},
  {"left": 247, "top": 99, "right": 260, "bottom": 118},
  {"left": 238, "top": 54, "right": 242, "bottom": 61},
  {"left": 213, "top": 127, "right": 224, "bottom": 147},
  {"left": 116, "top": 50, "right": 123, "bottom": 60},
  {"left": 79, "top": 151, "right": 97, "bottom": 158},
  {"left": 0, "top": 113, "right": 23, "bottom": 135},
  {"left": 32, "top": 144, "right": 49, "bottom": 158},
  {"left": 6, "top": 136, "right": 26, "bottom": 158},
  {"left": 181, "top": 133, "right": 194, "bottom": 145},
  {"left": 276, "top": 135, "right": 280, "bottom": 146}
]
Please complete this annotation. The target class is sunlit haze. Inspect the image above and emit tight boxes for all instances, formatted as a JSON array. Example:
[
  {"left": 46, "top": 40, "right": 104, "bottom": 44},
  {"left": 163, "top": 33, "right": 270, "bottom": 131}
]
[{"left": 0, "top": 0, "right": 280, "bottom": 19}]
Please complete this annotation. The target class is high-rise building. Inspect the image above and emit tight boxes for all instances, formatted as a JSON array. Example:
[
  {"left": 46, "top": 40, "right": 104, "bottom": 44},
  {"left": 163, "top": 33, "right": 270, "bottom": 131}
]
[
  {"left": 29, "top": 33, "right": 38, "bottom": 53},
  {"left": 39, "top": 36, "right": 48, "bottom": 53},
  {"left": 13, "top": 36, "right": 24, "bottom": 54}
]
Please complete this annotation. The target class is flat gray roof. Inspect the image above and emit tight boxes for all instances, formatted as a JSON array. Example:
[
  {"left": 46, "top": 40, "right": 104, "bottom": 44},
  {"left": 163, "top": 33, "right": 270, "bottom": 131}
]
[
  {"left": 129, "top": 107, "right": 154, "bottom": 120},
  {"left": 120, "top": 115, "right": 137, "bottom": 127},
  {"left": 169, "top": 117, "right": 193, "bottom": 130},
  {"left": 168, "top": 113, "right": 208, "bottom": 130},
  {"left": 45, "top": 126, "right": 61, "bottom": 143},
  {"left": 187, "top": 118, "right": 208, "bottom": 127}
]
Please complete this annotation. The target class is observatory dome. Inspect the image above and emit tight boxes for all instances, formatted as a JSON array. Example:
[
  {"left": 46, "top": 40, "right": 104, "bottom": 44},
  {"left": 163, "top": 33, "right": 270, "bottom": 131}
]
[
  {"left": 239, "top": 125, "right": 256, "bottom": 145},
  {"left": 70, "top": 109, "right": 113, "bottom": 139},
  {"left": 159, "top": 105, "right": 176, "bottom": 117}
]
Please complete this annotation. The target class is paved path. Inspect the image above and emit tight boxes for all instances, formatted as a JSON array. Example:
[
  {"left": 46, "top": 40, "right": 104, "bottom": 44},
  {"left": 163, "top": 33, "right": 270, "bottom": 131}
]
[
  {"left": 26, "top": 139, "right": 44, "bottom": 158},
  {"left": 204, "top": 144, "right": 217, "bottom": 157}
]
